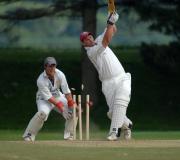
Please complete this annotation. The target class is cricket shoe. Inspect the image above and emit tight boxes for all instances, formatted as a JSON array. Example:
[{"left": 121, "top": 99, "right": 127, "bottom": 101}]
[
  {"left": 23, "top": 133, "right": 35, "bottom": 142},
  {"left": 123, "top": 124, "right": 132, "bottom": 140},
  {"left": 64, "top": 132, "right": 74, "bottom": 141},
  {"left": 123, "top": 129, "right": 131, "bottom": 140},
  {"left": 107, "top": 132, "right": 118, "bottom": 141}
]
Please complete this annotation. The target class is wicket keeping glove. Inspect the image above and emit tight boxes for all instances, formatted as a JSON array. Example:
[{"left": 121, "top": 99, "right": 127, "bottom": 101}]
[
  {"left": 56, "top": 101, "right": 64, "bottom": 112},
  {"left": 56, "top": 101, "right": 72, "bottom": 120},
  {"left": 107, "top": 12, "right": 119, "bottom": 25},
  {"left": 62, "top": 108, "right": 72, "bottom": 120}
]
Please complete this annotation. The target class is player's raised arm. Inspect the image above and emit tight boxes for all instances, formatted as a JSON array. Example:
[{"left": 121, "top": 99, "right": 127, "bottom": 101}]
[{"left": 102, "top": 12, "right": 119, "bottom": 48}]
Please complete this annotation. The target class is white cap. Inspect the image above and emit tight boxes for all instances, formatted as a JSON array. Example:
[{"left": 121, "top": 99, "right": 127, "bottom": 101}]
[{"left": 44, "top": 57, "right": 57, "bottom": 66}]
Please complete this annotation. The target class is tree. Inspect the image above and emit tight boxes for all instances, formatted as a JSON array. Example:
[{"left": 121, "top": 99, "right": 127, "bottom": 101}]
[
  {"left": 134, "top": 0, "right": 180, "bottom": 40},
  {"left": 0, "top": 0, "right": 137, "bottom": 105},
  {"left": 0, "top": 0, "right": 99, "bottom": 104},
  {"left": 134, "top": 0, "right": 180, "bottom": 74},
  {"left": 80, "top": 0, "right": 99, "bottom": 105}
]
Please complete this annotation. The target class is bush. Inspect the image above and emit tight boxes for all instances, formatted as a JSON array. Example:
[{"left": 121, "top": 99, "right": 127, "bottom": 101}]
[{"left": 140, "top": 42, "right": 180, "bottom": 74}]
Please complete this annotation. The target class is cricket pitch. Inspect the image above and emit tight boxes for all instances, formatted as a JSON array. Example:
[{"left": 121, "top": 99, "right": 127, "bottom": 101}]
[{"left": 11, "top": 139, "right": 180, "bottom": 148}]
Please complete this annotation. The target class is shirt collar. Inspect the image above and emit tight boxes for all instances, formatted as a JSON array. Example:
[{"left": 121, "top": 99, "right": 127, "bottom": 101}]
[
  {"left": 84, "top": 42, "right": 97, "bottom": 50},
  {"left": 43, "top": 70, "right": 57, "bottom": 78},
  {"left": 85, "top": 46, "right": 90, "bottom": 50},
  {"left": 43, "top": 70, "right": 48, "bottom": 78}
]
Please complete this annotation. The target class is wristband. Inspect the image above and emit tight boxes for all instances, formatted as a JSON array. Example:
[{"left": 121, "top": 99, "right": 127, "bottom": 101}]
[{"left": 56, "top": 101, "right": 64, "bottom": 112}]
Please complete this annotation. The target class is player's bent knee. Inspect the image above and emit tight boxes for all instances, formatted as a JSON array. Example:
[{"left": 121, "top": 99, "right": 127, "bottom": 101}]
[
  {"left": 114, "top": 92, "right": 131, "bottom": 107},
  {"left": 114, "top": 98, "right": 130, "bottom": 107},
  {"left": 120, "top": 99, "right": 129, "bottom": 107},
  {"left": 36, "top": 111, "right": 47, "bottom": 121}
]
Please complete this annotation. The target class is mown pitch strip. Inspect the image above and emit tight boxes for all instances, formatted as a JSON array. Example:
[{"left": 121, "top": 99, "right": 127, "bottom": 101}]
[{"left": 10, "top": 139, "right": 180, "bottom": 148}]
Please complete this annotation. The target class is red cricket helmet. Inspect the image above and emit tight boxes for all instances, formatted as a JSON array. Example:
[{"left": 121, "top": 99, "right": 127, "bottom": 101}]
[{"left": 80, "top": 32, "right": 92, "bottom": 42}]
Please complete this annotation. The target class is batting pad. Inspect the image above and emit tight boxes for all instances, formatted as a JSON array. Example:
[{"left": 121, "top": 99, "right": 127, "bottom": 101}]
[
  {"left": 109, "top": 104, "right": 127, "bottom": 134},
  {"left": 23, "top": 111, "right": 47, "bottom": 139},
  {"left": 64, "top": 116, "right": 78, "bottom": 135},
  {"left": 122, "top": 116, "right": 133, "bottom": 130}
]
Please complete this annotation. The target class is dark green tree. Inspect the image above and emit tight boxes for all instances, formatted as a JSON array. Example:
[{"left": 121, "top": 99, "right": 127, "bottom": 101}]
[
  {"left": 0, "top": 0, "right": 99, "bottom": 104},
  {"left": 134, "top": 0, "right": 180, "bottom": 74}
]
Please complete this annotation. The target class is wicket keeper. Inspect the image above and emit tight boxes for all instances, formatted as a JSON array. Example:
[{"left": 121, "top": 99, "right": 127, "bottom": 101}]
[{"left": 22, "top": 57, "right": 77, "bottom": 141}]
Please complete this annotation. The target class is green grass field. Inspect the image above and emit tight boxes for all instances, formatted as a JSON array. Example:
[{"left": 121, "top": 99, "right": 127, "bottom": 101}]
[
  {"left": 1, "top": 130, "right": 180, "bottom": 141},
  {"left": 0, "top": 131, "right": 180, "bottom": 160}
]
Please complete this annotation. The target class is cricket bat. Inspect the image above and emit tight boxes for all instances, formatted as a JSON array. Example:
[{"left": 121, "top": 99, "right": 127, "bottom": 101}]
[{"left": 108, "top": 0, "right": 115, "bottom": 13}]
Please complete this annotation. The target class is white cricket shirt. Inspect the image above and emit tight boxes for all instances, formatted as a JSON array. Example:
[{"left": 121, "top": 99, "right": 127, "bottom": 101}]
[
  {"left": 85, "top": 32, "right": 125, "bottom": 81},
  {"left": 36, "top": 68, "right": 71, "bottom": 100}
]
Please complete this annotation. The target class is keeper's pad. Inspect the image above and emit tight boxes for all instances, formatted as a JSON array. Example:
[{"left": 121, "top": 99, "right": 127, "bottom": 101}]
[
  {"left": 64, "top": 115, "right": 78, "bottom": 135},
  {"left": 23, "top": 111, "right": 47, "bottom": 140}
]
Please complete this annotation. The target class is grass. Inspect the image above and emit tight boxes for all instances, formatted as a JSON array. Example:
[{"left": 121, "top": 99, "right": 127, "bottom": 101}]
[
  {"left": 0, "top": 143, "right": 180, "bottom": 160},
  {"left": 0, "top": 130, "right": 180, "bottom": 160},
  {"left": 0, "top": 130, "right": 180, "bottom": 141}
]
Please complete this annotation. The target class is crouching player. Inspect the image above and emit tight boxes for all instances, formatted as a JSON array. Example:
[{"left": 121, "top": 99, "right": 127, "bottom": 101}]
[{"left": 22, "top": 57, "right": 78, "bottom": 141}]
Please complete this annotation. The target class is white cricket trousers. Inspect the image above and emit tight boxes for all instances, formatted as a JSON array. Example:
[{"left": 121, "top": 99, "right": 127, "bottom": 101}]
[
  {"left": 102, "top": 73, "right": 132, "bottom": 133},
  {"left": 36, "top": 94, "right": 68, "bottom": 120},
  {"left": 37, "top": 94, "right": 76, "bottom": 137}
]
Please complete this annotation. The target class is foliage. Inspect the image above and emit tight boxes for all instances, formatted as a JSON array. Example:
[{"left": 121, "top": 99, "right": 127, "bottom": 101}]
[
  {"left": 0, "top": 48, "right": 180, "bottom": 131},
  {"left": 134, "top": 0, "right": 180, "bottom": 75},
  {"left": 140, "top": 42, "right": 180, "bottom": 74},
  {"left": 135, "top": 0, "right": 180, "bottom": 40}
]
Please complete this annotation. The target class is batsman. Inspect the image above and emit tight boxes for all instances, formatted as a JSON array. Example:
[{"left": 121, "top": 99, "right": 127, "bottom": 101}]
[{"left": 80, "top": 0, "right": 133, "bottom": 141}]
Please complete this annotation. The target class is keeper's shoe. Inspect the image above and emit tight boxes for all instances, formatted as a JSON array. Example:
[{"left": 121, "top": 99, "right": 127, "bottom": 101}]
[
  {"left": 64, "top": 132, "right": 74, "bottom": 141},
  {"left": 107, "top": 132, "right": 118, "bottom": 141}
]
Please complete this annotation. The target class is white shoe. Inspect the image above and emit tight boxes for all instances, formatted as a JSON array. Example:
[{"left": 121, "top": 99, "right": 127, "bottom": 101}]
[
  {"left": 66, "top": 136, "right": 73, "bottom": 140},
  {"left": 23, "top": 133, "right": 35, "bottom": 142},
  {"left": 64, "top": 132, "right": 74, "bottom": 140},
  {"left": 123, "top": 129, "right": 131, "bottom": 140},
  {"left": 107, "top": 132, "right": 118, "bottom": 141}
]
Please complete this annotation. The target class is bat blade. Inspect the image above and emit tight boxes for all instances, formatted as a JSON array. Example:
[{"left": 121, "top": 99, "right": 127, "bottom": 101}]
[{"left": 108, "top": 0, "right": 115, "bottom": 13}]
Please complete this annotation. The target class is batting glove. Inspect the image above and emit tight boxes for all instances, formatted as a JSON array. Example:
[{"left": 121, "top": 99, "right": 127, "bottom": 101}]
[{"left": 107, "top": 12, "right": 119, "bottom": 25}]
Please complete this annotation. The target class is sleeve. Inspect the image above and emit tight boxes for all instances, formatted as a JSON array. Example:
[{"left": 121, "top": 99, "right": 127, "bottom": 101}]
[
  {"left": 37, "top": 79, "right": 52, "bottom": 100},
  {"left": 59, "top": 72, "right": 71, "bottom": 94},
  {"left": 88, "top": 31, "right": 106, "bottom": 57}
]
